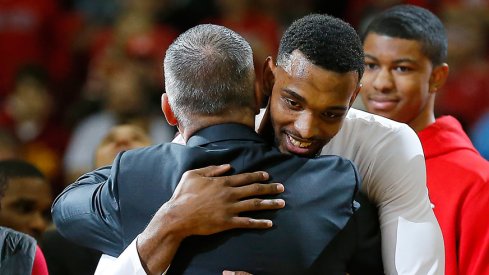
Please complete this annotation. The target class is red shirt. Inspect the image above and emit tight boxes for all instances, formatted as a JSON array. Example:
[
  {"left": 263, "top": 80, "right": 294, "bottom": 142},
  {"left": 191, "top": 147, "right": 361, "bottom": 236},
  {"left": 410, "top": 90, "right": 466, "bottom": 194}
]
[
  {"left": 419, "top": 116, "right": 489, "bottom": 275},
  {"left": 32, "top": 245, "right": 49, "bottom": 275}
]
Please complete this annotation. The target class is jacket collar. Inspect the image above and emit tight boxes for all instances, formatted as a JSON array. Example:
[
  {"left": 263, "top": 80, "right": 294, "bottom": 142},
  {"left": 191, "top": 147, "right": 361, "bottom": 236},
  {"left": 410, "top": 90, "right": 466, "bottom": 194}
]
[{"left": 187, "top": 123, "right": 265, "bottom": 147}]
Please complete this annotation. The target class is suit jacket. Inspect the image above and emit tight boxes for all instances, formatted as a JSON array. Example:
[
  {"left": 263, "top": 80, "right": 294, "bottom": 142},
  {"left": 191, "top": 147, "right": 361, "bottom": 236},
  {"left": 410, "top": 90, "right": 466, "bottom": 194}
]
[{"left": 53, "top": 123, "right": 380, "bottom": 274}]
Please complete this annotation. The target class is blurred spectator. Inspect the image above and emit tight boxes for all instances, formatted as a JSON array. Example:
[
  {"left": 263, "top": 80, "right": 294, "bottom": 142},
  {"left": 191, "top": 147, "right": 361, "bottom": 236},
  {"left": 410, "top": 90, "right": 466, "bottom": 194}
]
[
  {"left": 94, "top": 124, "right": 152, "bottom": 167},
  {"left": 207, "top": 0, "right": 281, "bottom": 61},
  {"left": 41, "top": 124, "right": 152, "bottom": 275},
  {"left": 85, "top": 0, "right": 177, "bottom": 98},
  {"left": 0, "top": 172, "right": 49, "bottom": 275},
  {"left": 0, "top": 129, "right": 20, "bottom": 160},
  {"left": 73, "top": 0, "right": 121, "bottom": 27},
  {"left": 204, "top": 0, "right": 282, "bottom": 99},
  {"left": 0, "top": 65, "right": 70, "bottom": 195},
  {"left": 471, "top": 112, "right": 489, "bottom": 160},
  {"left": 0, "top": 0, "right": 63, "bottom": 96},
  {"left": 0, "top": 159, "right": 52, "bottom": 241},
  {"left": 434, "top": 6, "right": 489, "bottom": 130},
  {"left": 63, "top": 59, "right": 176, "bottom": 185},
  {"left": 346, "top": 0, "right": 440, "bottom": 31}
]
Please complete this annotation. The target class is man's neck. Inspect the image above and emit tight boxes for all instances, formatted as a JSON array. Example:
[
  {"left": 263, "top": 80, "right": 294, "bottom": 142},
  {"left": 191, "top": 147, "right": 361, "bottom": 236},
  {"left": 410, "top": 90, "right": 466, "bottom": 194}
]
[{"left": 180, "top": 110, "right": 256, "bottom": 141}]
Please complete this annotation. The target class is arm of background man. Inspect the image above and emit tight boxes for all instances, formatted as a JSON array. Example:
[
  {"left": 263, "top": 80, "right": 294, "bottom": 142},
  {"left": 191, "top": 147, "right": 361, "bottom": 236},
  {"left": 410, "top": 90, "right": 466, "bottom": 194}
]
[
  {"left": 52, "top": 157, "right": 126, "bottom": 256},
  {"left": 367, "top": 124, "right": 444, "bottom": 275}
]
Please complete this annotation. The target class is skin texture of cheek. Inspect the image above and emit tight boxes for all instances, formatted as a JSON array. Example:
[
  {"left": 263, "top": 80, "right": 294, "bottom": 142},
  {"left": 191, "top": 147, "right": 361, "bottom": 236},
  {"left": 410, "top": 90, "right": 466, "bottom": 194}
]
[{"left": 0, "top": 204, "right": 30, "bottom": 232}]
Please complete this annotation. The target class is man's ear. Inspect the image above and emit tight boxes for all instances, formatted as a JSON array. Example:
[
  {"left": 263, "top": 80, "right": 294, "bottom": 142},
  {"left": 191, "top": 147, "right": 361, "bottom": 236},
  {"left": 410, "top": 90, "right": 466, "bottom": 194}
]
[
  {"left": 349, "top": 83, "right": 362, "bottom": 108},
  {"left": 429, "top": 63, "right": 449, "bottom": 94},
  {"left": 161, "top": 93, "right": 178, "bottom": 126},
  {"left": 262, "top": 56, "right": 276, "bottom": 97}
]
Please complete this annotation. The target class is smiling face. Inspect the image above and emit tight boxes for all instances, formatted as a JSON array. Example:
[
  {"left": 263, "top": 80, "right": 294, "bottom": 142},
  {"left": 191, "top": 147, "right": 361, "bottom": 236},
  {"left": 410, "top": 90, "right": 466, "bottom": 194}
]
[
  {"left": 361, "top": 33, "right": 442, "bottom": 131},
  {"left": 268, "top": 51, "right": 360, "bottom": 157}
]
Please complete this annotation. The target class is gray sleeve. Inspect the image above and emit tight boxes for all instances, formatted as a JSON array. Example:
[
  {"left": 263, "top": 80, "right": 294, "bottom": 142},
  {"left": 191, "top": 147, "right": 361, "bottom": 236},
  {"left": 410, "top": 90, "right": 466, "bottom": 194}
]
[{"left": 368, "top": 125, "right": 444, "bottom": 275}]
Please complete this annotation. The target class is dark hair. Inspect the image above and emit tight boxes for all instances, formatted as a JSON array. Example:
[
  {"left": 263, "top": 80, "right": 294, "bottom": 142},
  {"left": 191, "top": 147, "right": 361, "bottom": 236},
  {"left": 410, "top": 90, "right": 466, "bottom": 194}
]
[
  {"left": 0, "top": 159, "right": 46, "bottom": 181},
  {"left": 0, "top": 160, "right": 45, "bottom": 203},
  {"left": 278, "top": 14, "right": 365, "bottom": 79},
  {"left": 362, "top": 5, "right": 447, "bottom": 65}
]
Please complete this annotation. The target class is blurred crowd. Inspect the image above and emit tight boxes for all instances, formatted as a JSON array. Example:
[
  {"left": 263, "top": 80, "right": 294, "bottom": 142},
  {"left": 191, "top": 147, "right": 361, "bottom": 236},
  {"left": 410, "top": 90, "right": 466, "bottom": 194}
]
[
  {"left": 0, "top": 0, "right": 488, "bottom": 274},
  {"left": 1, "top": 0, "right": 489, "bottom": 194}
]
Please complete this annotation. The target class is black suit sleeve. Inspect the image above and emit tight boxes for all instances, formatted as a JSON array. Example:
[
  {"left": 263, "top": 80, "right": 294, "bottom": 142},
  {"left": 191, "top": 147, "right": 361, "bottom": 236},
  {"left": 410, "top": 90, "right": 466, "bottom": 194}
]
[{"left": 52, "top": 153, "right": 126, "bottom": 257}]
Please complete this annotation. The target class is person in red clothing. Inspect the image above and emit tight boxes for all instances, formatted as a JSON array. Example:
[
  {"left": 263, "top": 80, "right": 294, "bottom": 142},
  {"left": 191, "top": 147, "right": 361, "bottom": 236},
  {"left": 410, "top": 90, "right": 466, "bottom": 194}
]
[{"left": 360, "top": 5, "right": 489, "bottom": 275}]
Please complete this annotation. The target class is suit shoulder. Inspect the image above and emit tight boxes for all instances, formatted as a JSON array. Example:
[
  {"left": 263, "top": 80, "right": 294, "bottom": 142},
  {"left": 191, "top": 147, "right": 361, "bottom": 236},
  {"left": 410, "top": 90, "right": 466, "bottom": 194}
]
[
  {"left": 119, "top": 143, "right": 188, "bottom": 160},
  {"left": 312, "top": 154, "right": 357, "bottom": 169}
]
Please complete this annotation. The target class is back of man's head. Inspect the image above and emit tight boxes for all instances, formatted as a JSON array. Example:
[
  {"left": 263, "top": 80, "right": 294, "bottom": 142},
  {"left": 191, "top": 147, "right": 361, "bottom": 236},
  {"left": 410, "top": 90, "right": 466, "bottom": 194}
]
[
  {"left": 164, "top": 24, "right": 256, "bottom": 127},
  {"left": 361, "top": 5, "right": 447, "bottom": 66},
  {"left": 277, "top": 14, "right": 364, "bottom": 80}
]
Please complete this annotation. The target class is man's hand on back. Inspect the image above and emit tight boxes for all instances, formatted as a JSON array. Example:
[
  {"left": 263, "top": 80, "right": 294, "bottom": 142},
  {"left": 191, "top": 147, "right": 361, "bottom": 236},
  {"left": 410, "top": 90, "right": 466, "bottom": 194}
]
[
  {"left": 166, "top": 164, "right": 285, "bottom": 237},
  {"left": 136, "top": 164, "right": 285, "bottom": 275}
]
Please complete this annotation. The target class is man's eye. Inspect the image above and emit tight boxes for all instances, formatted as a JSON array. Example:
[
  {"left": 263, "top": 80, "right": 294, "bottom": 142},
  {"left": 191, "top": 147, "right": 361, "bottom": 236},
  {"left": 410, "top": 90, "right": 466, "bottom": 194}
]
[
  {"left": 13, "top": 201, "right": 35, "bottom": 214},
  {"left": 394, "top": 66, "right": 411, "bottom": 72},
  {"left": 284, "top": 98, "right": 299, "bottom": 107},
  {"left": 323, "top": 112, "right": 343, "bottom": 119},
  {"left": 365, "top": 63, "right": 377, "bottom": 70}
]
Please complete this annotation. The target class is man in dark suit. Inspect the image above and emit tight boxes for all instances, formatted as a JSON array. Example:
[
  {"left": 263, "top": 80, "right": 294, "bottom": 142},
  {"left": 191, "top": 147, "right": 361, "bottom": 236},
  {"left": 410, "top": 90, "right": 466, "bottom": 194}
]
[{"left": 53, "top": 23, "right": 381, "bottom": 274}]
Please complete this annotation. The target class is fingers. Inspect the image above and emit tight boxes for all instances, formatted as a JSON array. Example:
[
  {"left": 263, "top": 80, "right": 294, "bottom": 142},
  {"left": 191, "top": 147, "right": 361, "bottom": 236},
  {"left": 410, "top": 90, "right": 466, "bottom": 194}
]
[
  {"left": 223, "top": 271, "right": 253, "bottom": 275},
  {"left": 190, "top": 164, "right": 233, "bottom": 177},
  {"left": 233, "top": 183, "right": 284, "bottom": 199},
  {"left": 232, "top": 198, "right": 285, "bottom": 213},
  {"left": 229, "top": 216, "right": 274, "bottom": 229},
  {"left": 221, "top": 171, "right": 269, "bottom": 187}
]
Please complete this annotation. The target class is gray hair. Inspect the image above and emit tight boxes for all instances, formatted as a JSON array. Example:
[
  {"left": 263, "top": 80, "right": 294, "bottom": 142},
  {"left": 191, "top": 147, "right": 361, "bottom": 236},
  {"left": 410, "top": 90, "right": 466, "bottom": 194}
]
[{"left": 164, "top": 24, "right": 256, "bottom": 127}]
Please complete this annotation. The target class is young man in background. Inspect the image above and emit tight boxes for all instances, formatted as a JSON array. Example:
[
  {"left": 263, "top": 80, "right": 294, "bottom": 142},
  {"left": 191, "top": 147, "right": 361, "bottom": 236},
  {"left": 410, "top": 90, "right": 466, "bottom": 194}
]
[{"left": 360, "top": 5, "right": 489, "bottom": 275}]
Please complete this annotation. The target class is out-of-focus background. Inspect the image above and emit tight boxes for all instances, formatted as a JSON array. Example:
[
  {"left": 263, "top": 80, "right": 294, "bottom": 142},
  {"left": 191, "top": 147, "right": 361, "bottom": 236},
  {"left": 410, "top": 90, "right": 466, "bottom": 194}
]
[{"left": 1, "top": 0, "right": 488, "bottom": 196}]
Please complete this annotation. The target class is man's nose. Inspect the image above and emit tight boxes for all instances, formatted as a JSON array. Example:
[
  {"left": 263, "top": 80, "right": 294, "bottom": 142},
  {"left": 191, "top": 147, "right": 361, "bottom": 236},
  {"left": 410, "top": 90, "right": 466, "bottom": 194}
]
[
  {"left": 372, "top": 67, "right": 394, "bottom": 92},
  {"left": 30, "top": 212, "right": 48, "bottom": 236},
  {"left": 294, "top": 112, "right": 320, "bottom": 139}
]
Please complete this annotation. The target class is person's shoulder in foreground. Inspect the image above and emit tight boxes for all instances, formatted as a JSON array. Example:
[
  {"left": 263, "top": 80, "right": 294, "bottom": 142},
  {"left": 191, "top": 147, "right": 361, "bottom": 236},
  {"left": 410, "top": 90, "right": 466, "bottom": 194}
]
[{"left": 0, "top": 226, "right": 49, "bottom": 275}]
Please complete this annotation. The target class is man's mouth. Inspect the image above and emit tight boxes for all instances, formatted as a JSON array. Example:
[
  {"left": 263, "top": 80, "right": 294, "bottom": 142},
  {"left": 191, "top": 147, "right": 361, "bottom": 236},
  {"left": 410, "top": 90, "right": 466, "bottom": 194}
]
[
  {"left": 367, "top": 95, "right": 399, "bottom": 111},
  {"left": 288, "top": 135, "right": 312, "bottom": 148},
  {"left": 282, "top": 132, "right": 322, "bottom": 157}
]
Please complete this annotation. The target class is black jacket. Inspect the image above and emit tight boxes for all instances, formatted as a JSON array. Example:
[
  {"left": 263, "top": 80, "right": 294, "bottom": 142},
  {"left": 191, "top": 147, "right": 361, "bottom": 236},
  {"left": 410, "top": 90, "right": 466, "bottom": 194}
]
[{"left": 53, "top": 123, "right": 381, "bottom": 274}]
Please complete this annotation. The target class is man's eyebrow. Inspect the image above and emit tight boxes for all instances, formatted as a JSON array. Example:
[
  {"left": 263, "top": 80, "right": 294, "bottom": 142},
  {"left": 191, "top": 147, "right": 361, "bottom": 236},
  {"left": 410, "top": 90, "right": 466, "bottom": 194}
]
[
  {"left": 283, "top": 89, "right": 305, "bottom": 102},
  {"left": 393, "top": 58, "right": 417, "bottom": 64},
  {"left": 364, "top": 54, "right": 378, "bottom": 61},
  {"left": 283, "top": 89, "right": 348, "bottom": 111},
  {"left": 365, "top": 54, "right": 416, "bottom": 64}
]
